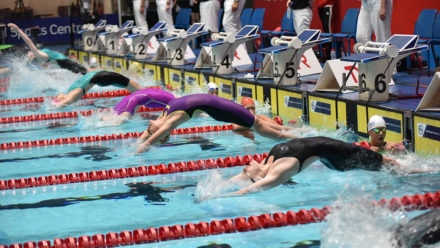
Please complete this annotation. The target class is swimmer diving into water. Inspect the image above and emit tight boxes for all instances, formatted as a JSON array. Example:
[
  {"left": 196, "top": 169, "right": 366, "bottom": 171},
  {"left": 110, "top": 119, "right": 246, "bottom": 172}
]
[
  {"left": 102, "top": 88, "right": 175, "bottom": 124},
  {"left": 136, "top": 94, "right": 297, "bottom": 153},
  {"left": 195, "top": 136, "right": 437, "bottom": 202},
  {"left": 8, "top": 23, "right": 89, "bottom": 75},
  {"left": 53, "top": 70, "right": 143, "bottom": 108}
]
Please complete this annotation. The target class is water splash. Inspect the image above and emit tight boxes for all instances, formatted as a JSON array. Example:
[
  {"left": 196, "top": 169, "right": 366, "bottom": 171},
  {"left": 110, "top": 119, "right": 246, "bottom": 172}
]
[
  {"left": 193, "top": 170, "right": 244, "bottom": 202},
  {"left": 321, "top": 194, "right": 406, "bottom": 248},
  {"left": 7, "top": 57, "right": 79, "bottom": 99}
]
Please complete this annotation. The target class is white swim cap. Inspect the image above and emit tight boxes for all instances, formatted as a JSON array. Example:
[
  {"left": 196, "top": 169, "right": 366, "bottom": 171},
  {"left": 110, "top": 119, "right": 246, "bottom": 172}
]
[
  {"left": 368, "top": 115, "right": 386, "bottom": 131},
  {"left": 207, "top": 82, "right": 218, "bottom": 90}
]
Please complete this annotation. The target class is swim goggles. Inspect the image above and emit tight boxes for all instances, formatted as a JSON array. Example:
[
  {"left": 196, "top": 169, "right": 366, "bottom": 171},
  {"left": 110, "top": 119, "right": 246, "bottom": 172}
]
[{"left": 372, "top": 127, "right": 386, "bottom": 133}]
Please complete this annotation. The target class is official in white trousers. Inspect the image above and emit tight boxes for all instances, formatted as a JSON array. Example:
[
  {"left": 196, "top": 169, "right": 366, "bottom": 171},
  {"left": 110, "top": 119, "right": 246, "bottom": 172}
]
[
  {"left": 356, "top": 0, "right": 392, "bottom": 44},
  {"left": 133, "top": 0, "right": 149, "bottom": 28},
  {"left": 199, "top": 0, "right": 221, "bottom": 33},
  {"left": 222, "top": 0, "right": 246, "bottom": 34},
  {"left": 156, "top": 0, "right": 175, "bottom": 30}
]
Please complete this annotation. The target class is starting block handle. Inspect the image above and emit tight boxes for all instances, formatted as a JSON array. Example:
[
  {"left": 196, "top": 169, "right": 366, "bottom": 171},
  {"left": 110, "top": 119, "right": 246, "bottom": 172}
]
[
  {"left": 105, "top": 25, "right": 119, "bottom": 33},
  {"left": 166, "top": 29, "right": 187, "bottom": 38},
  {"left": 211, "top": 32, "right": 236, "bottom": 43},
  {"left": 353, "top": 42, "right": 399, "bottom": 58},
  {"left": 82, "top": 24, "right": 95, "bottom": 31},
  {"left": 368, "top": 41, "right": 392, "bottom": 47},
  {"left": 271, "top": 36, "right": 303, "bottom": 49},
  {"left": 132, "top": 26, "right": 149, "bottom": 35}
]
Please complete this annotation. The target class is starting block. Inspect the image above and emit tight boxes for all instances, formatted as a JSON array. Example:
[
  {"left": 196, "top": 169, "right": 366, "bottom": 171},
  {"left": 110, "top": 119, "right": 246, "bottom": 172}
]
[
  {"left": 124, "top": 21, "right": 167, "bottom": 60},
  {"left": 340, "top": 34, "right": 428, "bottom": 101},
  {"left": 99, "top": 20, "right": 134, "bottom": 55},
  {"left": 79, "top": 19, "right": 106, "bottom": 51},
  {"left": 153, "top": 23, "right": 208, "bottom": 66},
  {"left": 256, "top": 29, "right": 330, "bottom": 85},
  {"left": 194, "top": 25, "right": 260, "bottom": 74}
]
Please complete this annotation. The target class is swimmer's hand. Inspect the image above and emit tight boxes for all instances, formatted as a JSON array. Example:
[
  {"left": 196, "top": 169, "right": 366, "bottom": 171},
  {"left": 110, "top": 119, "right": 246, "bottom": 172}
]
[
  {"left": 7, "top": 23, "right": 19, "bottom": 31},
  {"left": 384, "top": 157, "right": 439, "bottom": 174},
  {"left": 136, "top": 143, "right": 151, "bottom": 153}
]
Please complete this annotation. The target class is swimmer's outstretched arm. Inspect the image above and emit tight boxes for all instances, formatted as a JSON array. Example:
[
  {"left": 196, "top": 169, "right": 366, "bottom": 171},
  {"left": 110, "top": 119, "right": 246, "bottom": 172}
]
[
  {"left": 252, "top": 116, "right": 298, "bottom": 139},
  {"left": 7, "top": 23, "right": 49, "bottom": 61},
  {"left": 54, "top": 87, "right": 87, "bottom": 109},
  {"left": 0, "top": 67, "right": 11, "bottom": 75},
  {"left": 382, "top": 155, "right": 438, "bottom": 174},
  {"left": 195, "top": 157, "right": 300, "bottom": 202},
  {"left": 233, "top": 157, "right": 300, "bottom": 195},
  {"left": 137, "top": 112, "right": 189, "bottom": 153}
]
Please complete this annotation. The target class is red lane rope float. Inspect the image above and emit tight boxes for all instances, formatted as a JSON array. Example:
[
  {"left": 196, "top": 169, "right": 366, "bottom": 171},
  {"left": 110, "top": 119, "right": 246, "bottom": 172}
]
[
  {"left": 0, "top": 152, "right": 265, "bottom": 190},
  {"left": 0, "top": 77, "right": 10, "bottom": 87},
  {"left": 1, "top": 192, "right": 439, "bottom": 248},
  {"left": 0, "top": 105, "right": 164, "bottom": 124},
  {"left": 0, "top": 86, "right": 161, "bottom": 106},
  {"left": 0, "top": 124, "right": 234, "bottom": 151}
]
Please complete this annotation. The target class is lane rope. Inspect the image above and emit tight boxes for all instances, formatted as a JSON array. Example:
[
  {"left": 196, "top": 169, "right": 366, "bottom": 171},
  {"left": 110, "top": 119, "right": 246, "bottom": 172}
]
[
  {"left": 0, "top": 152, "right": 264, "bottom": 190},
  {"left": 1, "top": 191, "right": 438, "bottom": 248},
  {"left": 0, "top": 106, "right": 164, "bottom": 124},
  {"left": 0, "top": 124, "right": 233, "bottom": 151},
  {"left": 0, "top": 86, "right": 161, "bottom": 106}
]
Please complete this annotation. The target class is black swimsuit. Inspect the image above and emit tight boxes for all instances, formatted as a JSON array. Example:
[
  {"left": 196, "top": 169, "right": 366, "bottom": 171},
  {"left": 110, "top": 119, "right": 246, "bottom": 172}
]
[{"left": 266, "top": 136, "right": 384, "bottom": 172}]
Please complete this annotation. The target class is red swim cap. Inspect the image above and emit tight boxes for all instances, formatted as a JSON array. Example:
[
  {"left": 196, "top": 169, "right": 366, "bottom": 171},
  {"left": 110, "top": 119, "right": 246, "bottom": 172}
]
[
  {"left": 273, "top": 116, "right": 283, "bottom": 125},
  {"left": 241, "top": 97, "right": 255, "bottom": 108}
]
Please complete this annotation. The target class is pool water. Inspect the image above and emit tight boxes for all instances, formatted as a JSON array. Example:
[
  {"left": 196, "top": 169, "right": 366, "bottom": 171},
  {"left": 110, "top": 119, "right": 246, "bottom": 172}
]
[{"left": 1, "top": 63, "right": 440, "bottom": 248}]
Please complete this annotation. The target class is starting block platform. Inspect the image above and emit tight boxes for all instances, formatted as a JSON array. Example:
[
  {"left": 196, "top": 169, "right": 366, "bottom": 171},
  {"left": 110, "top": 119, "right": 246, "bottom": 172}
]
[
  {"left": 338, "top": 34, "right": 428, "bottom": 101},
  {"left": 153, "top": 23, "right": 208, "bottom": 66},
  {"left": 124, "top": 21, "right": 167, "bottom": 60},
  {"left": 194, "top": 25, "right": 260, "bottom": 74},
  {"left": 99, "top": 20, "right": 134, "bottom": 55},
  {"left": 256, "top": 29, "right": 330, "bottom": 85},
  {"left": 78, "top": 20, "right": 107, "bottom": 52}
]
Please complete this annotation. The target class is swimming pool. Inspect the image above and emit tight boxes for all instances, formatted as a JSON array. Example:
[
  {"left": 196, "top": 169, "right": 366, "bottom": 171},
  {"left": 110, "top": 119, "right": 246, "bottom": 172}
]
[{"left": 1, "top": 66, "right": 439, "bottom": 248}]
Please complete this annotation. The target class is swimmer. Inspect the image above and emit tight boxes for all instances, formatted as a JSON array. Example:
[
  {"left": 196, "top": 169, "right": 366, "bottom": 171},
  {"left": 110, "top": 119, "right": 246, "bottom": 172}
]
[
  {"left": 355, "top": 115, "right": 406, "bottom": 153},
  {"left": 136, "top": 94, "right": 297, "bottom": 153},
  {"left": 7, "top": 23, "right": 88, "bottom": 75},
  {"left": 286, "top": 208, "right": 440, "bottom": 248},
  {"left": 207, "top": 82, "right": 218, "bottom": 95},
  {"left": 393, "top": 208, "right": 440, "bottom": 247},
  {"left": 196, "top": 136, "right": 434, "bottom": 201},
  {"left": 106, "top": 88, "right": 175, "bottom": 123},
  {"left": 53, "top": 70, "right": 143, "bottom": 108}
]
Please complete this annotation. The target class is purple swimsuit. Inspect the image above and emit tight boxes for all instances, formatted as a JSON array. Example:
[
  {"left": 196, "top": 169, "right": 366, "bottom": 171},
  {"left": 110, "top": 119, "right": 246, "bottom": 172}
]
[
  {"left": 114, "top": 89, "right": 175, "bottom": 115},
  {"left": 165, "top": 94, "right": 255, "bottom": 127}
]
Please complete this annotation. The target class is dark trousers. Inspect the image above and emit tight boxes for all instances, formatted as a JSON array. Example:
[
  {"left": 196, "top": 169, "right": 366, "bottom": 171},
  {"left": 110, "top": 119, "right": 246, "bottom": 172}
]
[{"left": 318, "top": 5, "right": 333, "bottom": 61}]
